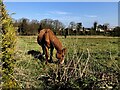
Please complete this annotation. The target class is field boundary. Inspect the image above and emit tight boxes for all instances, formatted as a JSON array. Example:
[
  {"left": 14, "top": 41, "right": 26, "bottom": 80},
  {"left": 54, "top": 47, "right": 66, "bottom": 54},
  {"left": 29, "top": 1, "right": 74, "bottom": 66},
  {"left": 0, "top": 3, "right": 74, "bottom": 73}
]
[
  {"left": 18, "top": 35, "right": 120, "bottom": 39},
  {"left": 59, "top": 35, "right": 120, "bottom": 39}
]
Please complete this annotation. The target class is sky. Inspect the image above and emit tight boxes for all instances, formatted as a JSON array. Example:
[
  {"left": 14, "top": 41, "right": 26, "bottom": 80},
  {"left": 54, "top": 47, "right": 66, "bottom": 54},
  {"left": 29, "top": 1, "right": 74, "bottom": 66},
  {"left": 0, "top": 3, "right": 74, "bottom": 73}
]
[{"left": 4, "top": 2, "right": 118, "bottom": 28}]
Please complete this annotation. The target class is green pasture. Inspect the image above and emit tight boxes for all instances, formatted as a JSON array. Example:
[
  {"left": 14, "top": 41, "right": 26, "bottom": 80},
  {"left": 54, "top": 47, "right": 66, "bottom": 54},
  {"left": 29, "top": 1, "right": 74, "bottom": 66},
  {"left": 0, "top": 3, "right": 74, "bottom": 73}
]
[
  {"left": 17, "top": 36, "right": 119, "bottom": 60},
  {"left": 8, "top": 36, "right": 120, "bottom": 89}
]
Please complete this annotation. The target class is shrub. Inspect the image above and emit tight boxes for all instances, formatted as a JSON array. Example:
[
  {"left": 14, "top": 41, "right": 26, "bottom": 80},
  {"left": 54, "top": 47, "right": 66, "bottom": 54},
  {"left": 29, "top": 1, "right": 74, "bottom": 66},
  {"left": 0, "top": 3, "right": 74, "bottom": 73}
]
[{"left": 1, "top": 1, "right": 18, "bottom": 88}]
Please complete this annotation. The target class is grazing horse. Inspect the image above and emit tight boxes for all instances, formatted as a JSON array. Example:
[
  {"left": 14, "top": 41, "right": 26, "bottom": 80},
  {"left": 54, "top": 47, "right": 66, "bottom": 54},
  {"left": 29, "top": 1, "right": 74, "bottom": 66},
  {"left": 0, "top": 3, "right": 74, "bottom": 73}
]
[{"left": 37, "top": 29, "right": 67, "bottom": 64}]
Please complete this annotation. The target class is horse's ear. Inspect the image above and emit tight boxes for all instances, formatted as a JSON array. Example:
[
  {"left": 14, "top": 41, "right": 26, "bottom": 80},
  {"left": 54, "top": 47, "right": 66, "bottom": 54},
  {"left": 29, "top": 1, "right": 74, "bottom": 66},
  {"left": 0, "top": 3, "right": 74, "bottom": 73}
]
[{"left": 62, "top": 48, "right": 67, "bottom": 54}]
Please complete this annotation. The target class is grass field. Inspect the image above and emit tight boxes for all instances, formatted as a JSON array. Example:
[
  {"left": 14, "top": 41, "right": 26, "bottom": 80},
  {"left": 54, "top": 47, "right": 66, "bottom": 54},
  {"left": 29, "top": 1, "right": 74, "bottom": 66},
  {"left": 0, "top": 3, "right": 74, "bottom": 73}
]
[{"left": 7, "top": 35, "right": 120, "bottom": 89}]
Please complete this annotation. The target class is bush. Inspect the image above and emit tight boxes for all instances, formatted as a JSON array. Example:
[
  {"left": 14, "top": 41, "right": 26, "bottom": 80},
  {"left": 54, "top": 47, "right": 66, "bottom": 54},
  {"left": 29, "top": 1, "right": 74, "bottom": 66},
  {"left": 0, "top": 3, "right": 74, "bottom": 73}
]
[{"left": 1, "top": 1, "right": 18, "bottom": 88}]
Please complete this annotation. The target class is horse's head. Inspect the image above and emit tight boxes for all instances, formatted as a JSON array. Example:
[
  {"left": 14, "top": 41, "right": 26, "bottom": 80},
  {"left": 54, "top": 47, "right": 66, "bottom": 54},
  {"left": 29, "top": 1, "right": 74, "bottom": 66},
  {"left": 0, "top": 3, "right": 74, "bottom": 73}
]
[{"left": 56, "top": 48, "right": 67, "bottom": 64}]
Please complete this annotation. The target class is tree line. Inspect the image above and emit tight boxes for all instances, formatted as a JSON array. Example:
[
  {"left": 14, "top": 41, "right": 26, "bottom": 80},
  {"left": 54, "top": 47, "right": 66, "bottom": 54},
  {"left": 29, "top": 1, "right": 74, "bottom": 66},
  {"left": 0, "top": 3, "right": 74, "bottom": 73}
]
[
  {"left": 13, "top": 18, "right": 65, "bottom": 35},
  {"left": 13, "top": 18, "right": 120, "bottom": 36}
]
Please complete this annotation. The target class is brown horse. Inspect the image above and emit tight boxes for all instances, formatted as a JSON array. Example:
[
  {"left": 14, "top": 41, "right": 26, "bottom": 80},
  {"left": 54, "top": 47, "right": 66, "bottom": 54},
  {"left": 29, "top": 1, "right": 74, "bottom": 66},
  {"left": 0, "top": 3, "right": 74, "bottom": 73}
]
[{"left": 37, "top": 29, "right": 67, "bottom": 64}]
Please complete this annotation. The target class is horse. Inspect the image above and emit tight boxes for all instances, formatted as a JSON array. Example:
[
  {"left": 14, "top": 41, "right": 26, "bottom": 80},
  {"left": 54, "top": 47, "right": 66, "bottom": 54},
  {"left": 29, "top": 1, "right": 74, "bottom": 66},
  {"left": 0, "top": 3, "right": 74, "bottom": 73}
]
[{"left": 37, "top": 29, "right": 67, "bottom": 64}]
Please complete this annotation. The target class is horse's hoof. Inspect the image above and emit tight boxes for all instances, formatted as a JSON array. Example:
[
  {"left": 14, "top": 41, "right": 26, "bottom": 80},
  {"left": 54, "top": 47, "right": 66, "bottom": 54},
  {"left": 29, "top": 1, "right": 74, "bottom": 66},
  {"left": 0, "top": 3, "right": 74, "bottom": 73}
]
[
  {"left": 45, "top": 61, "right": 48, "bottom": 64},
  {"left": 45, "top": 62, "right": 47, "bottom": 64},
  {"left": 49, "top": 60, "right": 53, "bottom": 63}
]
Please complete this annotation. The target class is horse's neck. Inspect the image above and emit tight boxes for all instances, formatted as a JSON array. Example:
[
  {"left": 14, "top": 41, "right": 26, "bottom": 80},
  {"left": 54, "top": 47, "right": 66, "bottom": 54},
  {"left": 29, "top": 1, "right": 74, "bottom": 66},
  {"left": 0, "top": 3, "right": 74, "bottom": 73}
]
[{"left": 51, "top": 35, "right": 62, "bottom": 51}]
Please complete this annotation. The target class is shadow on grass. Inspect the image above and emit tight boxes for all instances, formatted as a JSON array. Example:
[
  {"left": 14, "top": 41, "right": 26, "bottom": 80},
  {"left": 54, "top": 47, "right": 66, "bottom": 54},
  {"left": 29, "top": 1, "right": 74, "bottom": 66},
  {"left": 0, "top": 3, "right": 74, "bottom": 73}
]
[
  {"left": 27, "top": 50, "right": 57, "bottom": 64},
  {"left": 27, "top": 50, "right": 45, "bottom": 62}
]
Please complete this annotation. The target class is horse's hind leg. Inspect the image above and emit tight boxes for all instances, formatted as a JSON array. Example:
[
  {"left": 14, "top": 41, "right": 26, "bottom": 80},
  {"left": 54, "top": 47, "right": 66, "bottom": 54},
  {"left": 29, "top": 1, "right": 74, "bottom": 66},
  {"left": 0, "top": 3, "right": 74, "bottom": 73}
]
[
  {"left": 42, "top": 44, "right": 45, "bottom": 56},
  {"left": 50, "top": 45, "right": 54, "bottom": 62},
  {"left": 45, "top": 46, "right": 49, "bottom": 64}
]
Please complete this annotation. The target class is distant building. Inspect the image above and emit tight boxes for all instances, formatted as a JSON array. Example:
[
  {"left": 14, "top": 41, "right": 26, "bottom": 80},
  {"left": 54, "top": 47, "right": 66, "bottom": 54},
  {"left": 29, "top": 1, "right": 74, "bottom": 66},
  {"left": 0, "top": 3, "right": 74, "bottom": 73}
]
[
  {"left": 97, "top": 28, "right": 104, "bottom": 32},
  {"left": 85, "top": 28, "right": 91, "bottom": 31}
]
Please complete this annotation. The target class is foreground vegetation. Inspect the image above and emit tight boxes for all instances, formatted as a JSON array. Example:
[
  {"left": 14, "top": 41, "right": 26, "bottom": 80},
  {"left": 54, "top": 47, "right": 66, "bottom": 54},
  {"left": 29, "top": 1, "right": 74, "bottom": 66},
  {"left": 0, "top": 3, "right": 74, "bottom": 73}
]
[
  {"left": 13, "top": 35, "right": 120, "bottom": 89},
  {"left": 1, "top": 1, "right": 18, "bottom": 88}
]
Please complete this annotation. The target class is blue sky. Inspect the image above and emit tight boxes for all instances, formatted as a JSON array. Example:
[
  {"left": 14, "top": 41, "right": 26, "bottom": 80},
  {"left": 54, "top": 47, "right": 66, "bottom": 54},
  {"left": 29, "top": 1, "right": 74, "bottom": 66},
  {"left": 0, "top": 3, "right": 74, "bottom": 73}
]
[{"left": 4, "top": 2, "right": 118, "bottom": 28}]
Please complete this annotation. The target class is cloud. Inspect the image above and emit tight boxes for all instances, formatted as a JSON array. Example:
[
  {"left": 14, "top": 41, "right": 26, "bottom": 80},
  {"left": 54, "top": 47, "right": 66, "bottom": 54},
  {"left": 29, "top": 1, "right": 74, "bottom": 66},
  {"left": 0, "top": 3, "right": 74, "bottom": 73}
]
[
  {"left": 48, "top": 11, "right": 70, "bottom": 15},
  {"left": 59, "top": 16, "right": 81, "bottom": 21},
  {"left": 85, "top": 15, "right": 97, "bottom": 18},
  {"left": 57, "top": 16, "right": 82, "bottom": 25}
]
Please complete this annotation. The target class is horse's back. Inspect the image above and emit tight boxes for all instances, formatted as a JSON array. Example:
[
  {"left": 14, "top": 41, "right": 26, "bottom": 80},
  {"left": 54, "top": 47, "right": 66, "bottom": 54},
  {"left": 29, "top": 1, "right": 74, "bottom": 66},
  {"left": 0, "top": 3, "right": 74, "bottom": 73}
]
[{"left": 37, "top": 28, "right": 60, "bottom": 45}]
